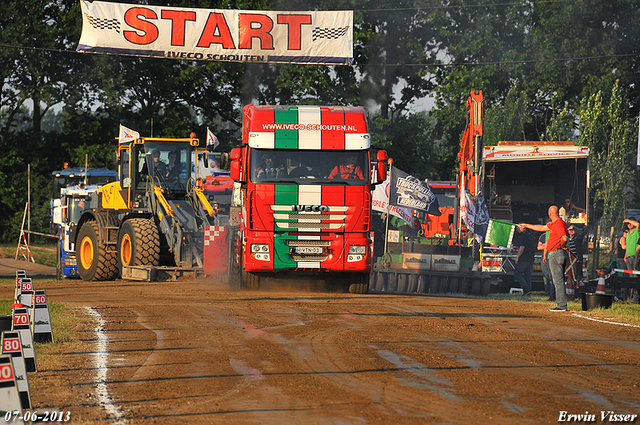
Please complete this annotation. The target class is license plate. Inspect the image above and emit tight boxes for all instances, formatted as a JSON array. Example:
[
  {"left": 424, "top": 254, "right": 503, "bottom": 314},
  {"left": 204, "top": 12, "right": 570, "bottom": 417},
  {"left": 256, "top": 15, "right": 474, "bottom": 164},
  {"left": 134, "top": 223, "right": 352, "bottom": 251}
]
[{"left": 295, "top": 247, "right": 322, "bottom": 254}]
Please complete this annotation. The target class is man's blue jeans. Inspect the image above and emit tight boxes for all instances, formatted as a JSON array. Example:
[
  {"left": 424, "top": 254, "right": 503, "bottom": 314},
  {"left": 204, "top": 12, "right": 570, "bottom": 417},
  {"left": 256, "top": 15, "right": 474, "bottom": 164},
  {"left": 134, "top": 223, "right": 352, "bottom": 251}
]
[
  {"left": 548, "top": 250, "right": 568, "bottom": 309},
  {"left": 541, "top": 260, "right": 553, "bottom": 299},
  {"left": 514, "top": 260, "right": 533, "bottom": 293}
]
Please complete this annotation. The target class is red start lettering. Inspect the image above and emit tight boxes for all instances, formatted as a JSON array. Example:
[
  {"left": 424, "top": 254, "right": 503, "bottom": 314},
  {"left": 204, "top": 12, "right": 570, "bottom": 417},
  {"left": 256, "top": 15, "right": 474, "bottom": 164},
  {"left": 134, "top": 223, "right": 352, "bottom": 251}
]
[
  {"left": 124, "top": 7, "right": 159, "bottom": 45},
  {"left": 197, "top": 13, "right": 235, "bottom": 49},
  {"left": 161, "top": 10, "right": 196, "bottom": 46},
  {"left": 122, "top": 8, "right": 313, "bottom": 51},
  {"left": 239, "top": 14, "right": 274, "bottom": 50},
  {"left": 277, "top": 15, "right": 311, "bottom": 50}
]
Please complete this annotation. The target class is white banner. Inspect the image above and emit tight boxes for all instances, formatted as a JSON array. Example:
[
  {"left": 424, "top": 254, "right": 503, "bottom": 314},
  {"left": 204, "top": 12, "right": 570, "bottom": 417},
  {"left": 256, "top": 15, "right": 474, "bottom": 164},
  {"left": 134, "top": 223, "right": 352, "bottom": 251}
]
[
  {"left": 459, "top": 178, "right": 475, "bottom": 233},
  {"left": 372, "top": 178, "right": 415, "bottom": 227},
  {"left": 78, "top": 1, "right": 353, "bottom": 65}
]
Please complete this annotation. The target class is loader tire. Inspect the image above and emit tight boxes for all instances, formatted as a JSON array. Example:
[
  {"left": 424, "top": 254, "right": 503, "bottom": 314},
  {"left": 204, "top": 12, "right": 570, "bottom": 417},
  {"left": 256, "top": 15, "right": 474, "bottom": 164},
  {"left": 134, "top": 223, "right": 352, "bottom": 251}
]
[
  {"left": 348, "top": 273, "right": 370, "bottom": 294},
  {"left": 77, "top": 221, "right": 118, "bottom": 281},
  {"left": 117, "top": 218, "right": 160, "bottom": 273}
]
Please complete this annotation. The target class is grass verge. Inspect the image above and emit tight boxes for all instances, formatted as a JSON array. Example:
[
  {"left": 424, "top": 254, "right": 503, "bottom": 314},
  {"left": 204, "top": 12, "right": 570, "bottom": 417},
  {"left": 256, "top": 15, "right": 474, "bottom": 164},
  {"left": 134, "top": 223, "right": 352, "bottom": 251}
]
[
  {"left": 0, "top": 245, "right": 57, "bottom": 268},
  {"left": 0, "top": 298, "right": 91, "bottom": 390},
  {"left": 486, "top": 292, "right": 640, "bottom": 324}
]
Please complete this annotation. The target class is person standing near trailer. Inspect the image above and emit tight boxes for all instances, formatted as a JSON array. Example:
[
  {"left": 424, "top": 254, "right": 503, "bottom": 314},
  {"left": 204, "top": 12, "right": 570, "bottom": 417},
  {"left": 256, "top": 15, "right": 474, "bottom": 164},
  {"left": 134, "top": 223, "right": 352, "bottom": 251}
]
[{"left": 519, "top": 206, "right": 568, "bottom": 311}]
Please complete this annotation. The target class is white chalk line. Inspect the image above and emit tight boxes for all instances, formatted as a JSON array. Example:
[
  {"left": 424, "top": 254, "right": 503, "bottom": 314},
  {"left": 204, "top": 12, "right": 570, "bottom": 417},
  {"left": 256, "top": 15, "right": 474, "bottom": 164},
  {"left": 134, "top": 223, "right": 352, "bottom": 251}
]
[
  {"left": 571, "top": 313, "right": 640, "bottom": 328},
  {"left": 86, "top": 307, "right": 126, "bottom": 424}
]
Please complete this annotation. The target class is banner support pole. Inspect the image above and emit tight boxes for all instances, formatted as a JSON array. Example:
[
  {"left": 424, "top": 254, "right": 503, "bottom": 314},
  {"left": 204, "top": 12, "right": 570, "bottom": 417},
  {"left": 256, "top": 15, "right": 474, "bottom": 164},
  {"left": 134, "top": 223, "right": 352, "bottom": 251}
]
[{"left": 383, "top": 160, "right": 393, "bottom": 262}]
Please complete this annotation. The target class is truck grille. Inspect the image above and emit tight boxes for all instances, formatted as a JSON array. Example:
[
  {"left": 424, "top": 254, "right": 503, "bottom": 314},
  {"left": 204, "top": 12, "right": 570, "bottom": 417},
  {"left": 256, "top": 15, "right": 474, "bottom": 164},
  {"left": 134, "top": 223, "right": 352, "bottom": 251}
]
[
  {"left": 292, "top": 254, "right": 328, "bottom": 262},
  {"left": 272, "top": 205, "right": 348, "bottom": 232}
]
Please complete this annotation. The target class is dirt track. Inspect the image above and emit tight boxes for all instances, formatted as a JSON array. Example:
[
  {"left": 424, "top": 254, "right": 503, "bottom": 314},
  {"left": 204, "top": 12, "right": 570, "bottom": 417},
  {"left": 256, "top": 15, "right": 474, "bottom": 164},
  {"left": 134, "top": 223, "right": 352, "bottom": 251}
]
[{"left": 3, "top": 276, "right": 640, "bottom": 424}]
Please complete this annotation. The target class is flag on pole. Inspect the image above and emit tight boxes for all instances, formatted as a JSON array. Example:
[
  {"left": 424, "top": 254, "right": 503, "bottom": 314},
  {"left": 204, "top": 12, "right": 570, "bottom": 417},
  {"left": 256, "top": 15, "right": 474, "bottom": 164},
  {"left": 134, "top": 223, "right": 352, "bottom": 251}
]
[
  {"left": 459, "top": 178, "right": 476, "bottom": 233},
  {"left": 118, "top": 124, "right": 139, "bottom": 143},
  {"left": 474, "top": 191, "right": 490, "bottom": 242},
  {"left": 372, "top": 177, "right": 415, "bottom": 228},
  {"left": 206, "top": 127, "right": 219, "bottom": 150},
  {"left": 484, "top": 219, "right": 516, "bottom": 248},
  {"left": 388, "top": 166, "right": 441, "bottom": 216}
]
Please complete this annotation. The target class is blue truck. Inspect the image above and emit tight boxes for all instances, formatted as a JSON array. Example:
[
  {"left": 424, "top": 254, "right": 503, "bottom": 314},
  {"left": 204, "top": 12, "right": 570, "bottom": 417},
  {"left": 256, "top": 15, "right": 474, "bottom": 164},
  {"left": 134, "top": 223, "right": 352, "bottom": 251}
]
[{"left": 50, "top": 168, "right": 118, "bottom": 279}]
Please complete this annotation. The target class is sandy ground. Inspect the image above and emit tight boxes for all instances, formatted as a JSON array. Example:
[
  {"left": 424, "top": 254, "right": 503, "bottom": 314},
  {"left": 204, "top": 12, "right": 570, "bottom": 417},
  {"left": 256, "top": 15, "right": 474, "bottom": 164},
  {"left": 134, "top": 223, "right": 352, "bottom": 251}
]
[{"left": 1, "top": 276, "right": 639, "bottom": 424}]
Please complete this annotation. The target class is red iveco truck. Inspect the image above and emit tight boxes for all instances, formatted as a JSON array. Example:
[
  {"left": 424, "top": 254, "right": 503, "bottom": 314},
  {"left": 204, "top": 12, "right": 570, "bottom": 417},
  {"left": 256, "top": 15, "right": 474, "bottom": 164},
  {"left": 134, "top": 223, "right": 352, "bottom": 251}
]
[{"left": 229, "top": 105, "right": 388, "bottom": 293}]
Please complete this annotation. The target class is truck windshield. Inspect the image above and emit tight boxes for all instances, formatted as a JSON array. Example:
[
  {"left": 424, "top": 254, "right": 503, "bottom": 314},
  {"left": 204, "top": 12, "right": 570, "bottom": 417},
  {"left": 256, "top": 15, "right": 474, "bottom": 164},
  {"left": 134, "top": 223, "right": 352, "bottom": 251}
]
[
  {"left": 68, "top": 197, "right": 86, "bottom": 225},
  {"left": 250, "top": 149, "right": 369, "bottom": 185}
]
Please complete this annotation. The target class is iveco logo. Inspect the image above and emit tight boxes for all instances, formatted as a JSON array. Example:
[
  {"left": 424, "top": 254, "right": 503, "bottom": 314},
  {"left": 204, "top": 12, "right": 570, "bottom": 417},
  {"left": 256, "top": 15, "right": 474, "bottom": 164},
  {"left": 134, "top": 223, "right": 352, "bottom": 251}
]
[{"left": 292, "top": 205, "right": 329, "bottom": 212}]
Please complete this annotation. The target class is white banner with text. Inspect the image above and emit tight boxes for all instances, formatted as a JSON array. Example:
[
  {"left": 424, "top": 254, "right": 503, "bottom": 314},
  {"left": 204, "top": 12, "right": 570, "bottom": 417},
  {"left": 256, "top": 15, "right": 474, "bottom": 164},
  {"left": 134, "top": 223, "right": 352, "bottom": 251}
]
[{"left": 78, "top": 1, "right": 353, "bottom": 65}]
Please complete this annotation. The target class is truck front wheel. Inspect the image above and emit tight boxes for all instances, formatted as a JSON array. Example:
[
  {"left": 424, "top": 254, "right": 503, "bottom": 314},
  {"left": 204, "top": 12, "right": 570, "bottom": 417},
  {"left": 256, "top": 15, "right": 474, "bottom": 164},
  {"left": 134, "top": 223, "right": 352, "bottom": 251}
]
[
  {"left": 349, "top": 273, "right": 370, "bottom": 294},
  {"left": 77, "top": 221, "right": 118, "bottom": 281},
  {"left": 241, "top": 271, "right": 260, "bottom": 290},
  {"left": 117, "top": 218, "right": 160, "bottom": 273}
]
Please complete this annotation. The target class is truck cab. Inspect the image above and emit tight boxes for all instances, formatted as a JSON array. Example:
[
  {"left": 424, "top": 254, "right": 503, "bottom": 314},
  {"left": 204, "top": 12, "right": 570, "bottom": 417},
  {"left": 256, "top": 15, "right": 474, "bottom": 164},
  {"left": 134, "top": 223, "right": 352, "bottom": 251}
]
[{"left": 229, "top": 105, "right": 387, "bottom": 293}]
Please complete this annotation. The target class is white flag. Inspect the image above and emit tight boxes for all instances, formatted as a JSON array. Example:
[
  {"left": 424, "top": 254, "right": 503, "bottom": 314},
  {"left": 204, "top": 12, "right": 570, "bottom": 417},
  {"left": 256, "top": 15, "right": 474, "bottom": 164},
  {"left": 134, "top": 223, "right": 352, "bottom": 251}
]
[
  {"left": 372, "top": 178, "right": 415, "bottom": 228},
  {"left": 206, "top": 127, "right": 219, "bottom": 150},
  {"left": 459, "top": 178, "right": 476, "bottom": 233},
  {"left": 118, "top": 124, "right": 139, "bottom": 143}
]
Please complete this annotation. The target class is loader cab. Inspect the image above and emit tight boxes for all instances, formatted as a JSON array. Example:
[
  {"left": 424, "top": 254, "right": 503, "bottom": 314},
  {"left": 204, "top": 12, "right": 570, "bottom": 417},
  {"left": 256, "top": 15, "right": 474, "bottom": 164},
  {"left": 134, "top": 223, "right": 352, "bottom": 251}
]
[{"left": 120, "top": 139, "right": 193, "bottom": 204}]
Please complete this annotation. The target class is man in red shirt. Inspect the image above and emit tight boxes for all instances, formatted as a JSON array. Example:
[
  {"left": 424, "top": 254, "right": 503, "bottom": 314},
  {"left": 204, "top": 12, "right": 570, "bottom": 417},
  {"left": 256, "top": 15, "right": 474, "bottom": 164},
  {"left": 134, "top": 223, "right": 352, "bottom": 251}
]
[
  {"left": 328, "top": 155, "right": 364, "bottom": 180},
  {"left": 519, "top": 205, "right": 568, "bottom": 311}
]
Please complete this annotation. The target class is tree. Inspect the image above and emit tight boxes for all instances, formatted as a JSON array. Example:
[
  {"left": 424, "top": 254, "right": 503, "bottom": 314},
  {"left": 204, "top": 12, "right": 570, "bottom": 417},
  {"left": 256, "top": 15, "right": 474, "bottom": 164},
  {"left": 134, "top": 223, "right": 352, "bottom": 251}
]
[
  {"left": 370, "top": 111, "right": 439, "bottom": 180},
  {"left": 579, "top": 81, "right": 637, "bottom": 230}
]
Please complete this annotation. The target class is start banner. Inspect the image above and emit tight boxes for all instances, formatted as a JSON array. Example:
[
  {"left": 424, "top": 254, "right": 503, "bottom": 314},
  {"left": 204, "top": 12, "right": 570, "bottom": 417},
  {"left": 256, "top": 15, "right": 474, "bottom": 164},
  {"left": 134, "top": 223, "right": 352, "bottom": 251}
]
[{"left": 77, "top": 1, "right": 353, "bottom": 65}]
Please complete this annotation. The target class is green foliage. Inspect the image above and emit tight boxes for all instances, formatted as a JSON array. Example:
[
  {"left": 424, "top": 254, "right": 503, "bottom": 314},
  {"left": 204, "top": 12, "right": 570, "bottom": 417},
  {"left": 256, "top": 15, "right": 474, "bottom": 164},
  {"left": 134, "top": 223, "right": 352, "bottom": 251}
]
[
  {"left": 580, "top": 81, "right": 637, "bottom": 230},
  {"left": 484, "top": 82, "right": 532, "bottom": 145},
  {"left": 370, "top": 111, "right": 441, "bottom": 180}
]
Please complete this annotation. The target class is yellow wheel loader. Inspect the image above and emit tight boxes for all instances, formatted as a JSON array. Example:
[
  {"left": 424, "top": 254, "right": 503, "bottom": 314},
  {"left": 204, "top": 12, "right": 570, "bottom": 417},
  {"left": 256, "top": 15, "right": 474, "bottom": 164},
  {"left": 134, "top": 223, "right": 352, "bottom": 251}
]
[{"left": 75, "top": 133, "right": 218, "bottom": 281}]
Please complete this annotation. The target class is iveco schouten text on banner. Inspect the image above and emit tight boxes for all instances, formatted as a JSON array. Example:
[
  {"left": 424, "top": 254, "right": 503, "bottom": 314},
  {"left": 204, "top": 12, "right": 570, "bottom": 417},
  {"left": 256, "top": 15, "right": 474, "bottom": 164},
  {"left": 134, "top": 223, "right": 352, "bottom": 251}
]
[{"left": 77, "top": 1, "right": 353, "bottom": 65}]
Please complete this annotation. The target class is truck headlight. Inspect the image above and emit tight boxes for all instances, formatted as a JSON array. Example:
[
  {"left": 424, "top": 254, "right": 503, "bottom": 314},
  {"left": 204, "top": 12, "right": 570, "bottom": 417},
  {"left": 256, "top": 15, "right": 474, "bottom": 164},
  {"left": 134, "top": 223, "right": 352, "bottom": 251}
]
[
  {"left": 348, "top": 245, "right": 366, "bottom": 262},
  {"left": 349, "top": 245, "right": 366, "bottom": 255},
  {"left": 251, "top": 244, "right": 270, "bottom": 261}
]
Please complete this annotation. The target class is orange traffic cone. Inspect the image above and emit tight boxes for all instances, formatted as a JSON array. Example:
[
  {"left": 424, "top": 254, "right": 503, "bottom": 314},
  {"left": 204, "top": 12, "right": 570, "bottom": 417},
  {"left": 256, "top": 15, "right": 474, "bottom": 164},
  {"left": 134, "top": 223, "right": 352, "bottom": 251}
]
[{"left": 596, "top": 270, "right": 606, "bottom": 294}]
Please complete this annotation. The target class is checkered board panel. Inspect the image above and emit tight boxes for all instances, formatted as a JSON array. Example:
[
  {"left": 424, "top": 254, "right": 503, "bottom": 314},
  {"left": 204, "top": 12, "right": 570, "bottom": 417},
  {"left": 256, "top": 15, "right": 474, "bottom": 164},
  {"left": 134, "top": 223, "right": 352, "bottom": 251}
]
[
  {"left": 204, "top": 226, "right": 229, "bottom": 275},
  {"left": 204, "top": 226, "right": 226, "bottom": 245},
  {"left": 312, "top": 26, "right": 349, "bottom": 41}
]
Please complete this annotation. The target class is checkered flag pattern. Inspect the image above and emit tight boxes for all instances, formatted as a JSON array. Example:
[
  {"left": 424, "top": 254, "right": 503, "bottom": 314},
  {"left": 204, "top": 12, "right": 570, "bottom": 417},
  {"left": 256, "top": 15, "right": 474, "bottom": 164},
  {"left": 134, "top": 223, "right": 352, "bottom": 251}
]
[
  {"left": 312, "top": 26, "right": 349, "bottom": 41},
  {"left": 204, "top": 226, "right": 225, "bottom": 246},
  {"left": 85, "top": 13, "right": 121, "bottom": 33}
]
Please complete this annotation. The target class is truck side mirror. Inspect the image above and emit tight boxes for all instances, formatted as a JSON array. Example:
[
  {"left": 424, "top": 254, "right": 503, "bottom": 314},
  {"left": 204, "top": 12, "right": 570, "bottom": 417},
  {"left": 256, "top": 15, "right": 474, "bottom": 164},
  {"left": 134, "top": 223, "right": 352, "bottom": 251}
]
[
  {"left": 376, "top": 150, "right": 388, "bottom": 182},
  {"left": 52, "top": 199, "right": 64, "bottom": 225},
  {"left": 230, "top": 147, "right": 243, "bottom": 182}
]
